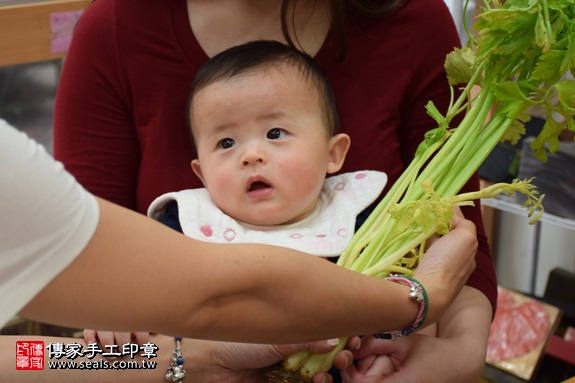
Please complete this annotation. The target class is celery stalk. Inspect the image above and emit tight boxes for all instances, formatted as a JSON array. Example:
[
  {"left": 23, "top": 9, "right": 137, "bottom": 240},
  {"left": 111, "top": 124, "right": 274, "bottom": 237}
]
[{"left": 267, "top": 1, "right": 575, "bottom": 382}]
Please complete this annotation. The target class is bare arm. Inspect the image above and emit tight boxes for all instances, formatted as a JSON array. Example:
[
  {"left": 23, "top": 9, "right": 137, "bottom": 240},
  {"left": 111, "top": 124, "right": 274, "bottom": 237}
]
[
  {"left": 432, "top": 286, "right": 493, "bottom": 382},
  {"left": 20, "top": 197, "right": 477, "bottom": 344},
  {"left": 344, "top": 286, "right": 491, "bottom": 383}
]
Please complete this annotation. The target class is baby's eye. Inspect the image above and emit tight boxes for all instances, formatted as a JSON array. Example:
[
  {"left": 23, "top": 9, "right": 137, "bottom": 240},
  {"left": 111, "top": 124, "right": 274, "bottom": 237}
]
[
  {"left": 267, "top": 128, "right": 287, "bottom": 140},
  {"left": 218, "top": 138, "right": 236, "bottom": 149}
]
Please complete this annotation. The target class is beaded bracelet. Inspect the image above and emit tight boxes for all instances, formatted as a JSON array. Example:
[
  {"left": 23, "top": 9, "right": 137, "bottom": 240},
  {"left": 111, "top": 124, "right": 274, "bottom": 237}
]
[
  {"left": 165, "top": 337, "right": 186, "bottom": 382},
  {"left": 373, "top": 274, "right": 428, "bottom": 340}
]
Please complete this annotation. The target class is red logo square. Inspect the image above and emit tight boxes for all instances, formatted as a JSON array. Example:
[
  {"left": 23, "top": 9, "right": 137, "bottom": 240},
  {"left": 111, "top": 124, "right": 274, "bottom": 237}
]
[{"left": 16, "top": 341, "right": 44, "bottom": 370}]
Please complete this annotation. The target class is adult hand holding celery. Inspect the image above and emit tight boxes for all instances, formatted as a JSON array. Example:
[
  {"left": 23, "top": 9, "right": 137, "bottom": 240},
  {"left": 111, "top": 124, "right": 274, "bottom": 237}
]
[{"left": 268, "top": 1, "right": 575, "bottom": 381}]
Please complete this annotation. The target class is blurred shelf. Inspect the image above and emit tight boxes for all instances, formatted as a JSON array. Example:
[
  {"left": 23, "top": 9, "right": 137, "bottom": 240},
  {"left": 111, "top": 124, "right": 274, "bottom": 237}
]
[
  {"left": 482, "top": 196, "right": 575, "bottom": 231},
  {"left": 0, "top": 0, "right": 89, "bottom": 67}
]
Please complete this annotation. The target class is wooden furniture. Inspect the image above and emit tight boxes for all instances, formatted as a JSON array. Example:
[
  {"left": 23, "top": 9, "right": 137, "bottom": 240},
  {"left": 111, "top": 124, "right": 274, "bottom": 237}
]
[{"left": 0, "top": 0, "right": 90, "bottom": 67}]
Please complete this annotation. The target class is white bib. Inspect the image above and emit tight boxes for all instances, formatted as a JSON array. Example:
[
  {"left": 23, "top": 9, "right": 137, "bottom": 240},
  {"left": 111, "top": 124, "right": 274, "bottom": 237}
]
[{"left": 148, "top": 170, "right": 387, "bottom": 257}]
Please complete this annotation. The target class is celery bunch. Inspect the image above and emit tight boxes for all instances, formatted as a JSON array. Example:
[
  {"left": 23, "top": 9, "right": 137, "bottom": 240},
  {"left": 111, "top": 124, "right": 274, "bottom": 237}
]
[{"left": 267, "top": 1, "right": 575, "bottom": 382}]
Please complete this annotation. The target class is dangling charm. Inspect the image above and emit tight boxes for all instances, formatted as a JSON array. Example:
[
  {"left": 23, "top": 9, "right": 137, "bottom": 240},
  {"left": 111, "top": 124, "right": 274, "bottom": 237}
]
[{"left": 165, "top": 337, "right": 186, "bottom": 382}]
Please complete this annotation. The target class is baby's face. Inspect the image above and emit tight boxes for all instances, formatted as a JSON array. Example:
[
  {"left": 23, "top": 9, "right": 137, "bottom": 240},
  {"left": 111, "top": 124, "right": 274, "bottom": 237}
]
[{"left": 190, "top": 66, "right": 338, "bottom": 226}]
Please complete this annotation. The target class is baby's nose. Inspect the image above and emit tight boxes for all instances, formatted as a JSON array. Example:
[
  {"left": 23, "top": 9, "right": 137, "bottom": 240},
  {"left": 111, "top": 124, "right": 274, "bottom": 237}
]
[{"left": 241, "top": 145, "right": 265, "bottom": 166}]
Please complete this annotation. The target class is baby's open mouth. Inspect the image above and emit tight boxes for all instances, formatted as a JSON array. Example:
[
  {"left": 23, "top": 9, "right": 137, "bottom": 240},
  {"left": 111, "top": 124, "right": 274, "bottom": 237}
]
[{"left": 249, "top": 181, "right": 271, "bottom": 192}]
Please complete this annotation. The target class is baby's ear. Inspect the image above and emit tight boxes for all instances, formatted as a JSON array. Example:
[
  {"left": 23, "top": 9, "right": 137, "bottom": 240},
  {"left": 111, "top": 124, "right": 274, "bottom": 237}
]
[
  {"left": 326, "top": 133, "right": 351, "bottom": 174},
  {"left": 191, "top": 159, "right": 206, "bottom": 186}
]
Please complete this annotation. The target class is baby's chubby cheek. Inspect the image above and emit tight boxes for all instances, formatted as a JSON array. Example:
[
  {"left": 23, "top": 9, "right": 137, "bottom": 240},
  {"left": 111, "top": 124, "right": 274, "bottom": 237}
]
[{"left": 278, "top": 161, "right": 324, "bottom": 191}]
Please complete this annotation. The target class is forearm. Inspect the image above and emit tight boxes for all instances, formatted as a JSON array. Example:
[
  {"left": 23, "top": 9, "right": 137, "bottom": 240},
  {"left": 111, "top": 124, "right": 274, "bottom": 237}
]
[
  {"left": 436, "top": 286, "right": 492, "bottom": 380},
  {"left": 19, "top": 198, "right": 419, "bottom": 343},
  {"left": 22, "top": 198, "right": 475, "bottom": 344}
]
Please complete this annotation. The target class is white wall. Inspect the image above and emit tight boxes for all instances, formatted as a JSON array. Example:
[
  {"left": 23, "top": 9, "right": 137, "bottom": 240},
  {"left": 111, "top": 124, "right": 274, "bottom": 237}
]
[{"left": 443, "top": 0, "right": 476, "bottom": 44}]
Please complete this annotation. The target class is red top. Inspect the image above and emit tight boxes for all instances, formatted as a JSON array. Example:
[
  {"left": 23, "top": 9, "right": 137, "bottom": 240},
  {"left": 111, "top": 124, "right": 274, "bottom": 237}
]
[{"left": 54, "top": 0, "right": 497, "bottom": 310}]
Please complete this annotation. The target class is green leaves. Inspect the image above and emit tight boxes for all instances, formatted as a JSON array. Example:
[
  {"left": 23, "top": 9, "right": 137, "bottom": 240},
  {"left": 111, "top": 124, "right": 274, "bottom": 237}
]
[
  {"left": 492, "top": 81, "right": 530, "bottom": 102},
  {"left": 555, "top": 79, "right": 575, "bottom": 115},
  {"left": 415, "top": 102, "right": 448, "bottom": 156},
  {"left": 445, "top": 47, "right": 476, "bottom": 86},
  {"left": 532, "top": 49, "right": 570, "bottom": 82},
  {"left": 492, "top": 82, "right": 534, "bottom": 123},
  {"left": 471, "top": 0, "right": 575, "bottom": 160},
  {"left": 389, "top": 179, "right": 454, "bottom": 238},
  {"left": 529, "top": 79, "right": 575, "bottom": 161},
  {"left": 502, "top": 118, "right": 527, "bottom": 146},
  {"left": 474, "top": 4, "right": 537, "bottom": 61}
]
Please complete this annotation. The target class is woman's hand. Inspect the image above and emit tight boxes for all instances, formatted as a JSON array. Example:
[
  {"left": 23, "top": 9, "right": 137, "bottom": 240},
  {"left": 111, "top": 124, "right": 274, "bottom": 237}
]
[
  {"left": 341, "top": 286, "right": 491, "bottom": 383},
  {"left": 342, "top": 333, "right": 483, "bottom": 383},
  {"left": 413, "top": 207, "right": 477, "bottom": 323},
  {"left": 180, "top": 336, "right": 361, "bottom": 383}
]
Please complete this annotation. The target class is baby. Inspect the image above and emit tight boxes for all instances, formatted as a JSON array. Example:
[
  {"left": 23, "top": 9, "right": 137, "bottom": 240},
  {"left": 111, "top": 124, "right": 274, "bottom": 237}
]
[
  {"left": 149, "top": 40, "right": 387, "bottom": 256},
  {"left": 85, "top": 40, "right": 393, "bottom": 378}
]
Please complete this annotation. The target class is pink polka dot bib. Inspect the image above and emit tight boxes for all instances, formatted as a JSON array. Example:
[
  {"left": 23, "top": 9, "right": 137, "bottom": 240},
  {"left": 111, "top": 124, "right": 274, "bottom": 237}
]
[{"left": 148, "top": 171, "right": 387, "bottom": 257}]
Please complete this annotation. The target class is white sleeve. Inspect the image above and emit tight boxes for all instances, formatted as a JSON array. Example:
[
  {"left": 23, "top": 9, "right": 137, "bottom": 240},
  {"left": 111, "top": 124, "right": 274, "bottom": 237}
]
[{"left": 0, "top": 119, "right": 99, "bottom": 327}]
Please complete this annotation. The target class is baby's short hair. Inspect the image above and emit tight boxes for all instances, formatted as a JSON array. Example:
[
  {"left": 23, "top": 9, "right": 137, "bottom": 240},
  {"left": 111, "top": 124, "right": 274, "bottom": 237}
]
[{"left": 187, "top": 40, "right": 340, "bottom": 139}]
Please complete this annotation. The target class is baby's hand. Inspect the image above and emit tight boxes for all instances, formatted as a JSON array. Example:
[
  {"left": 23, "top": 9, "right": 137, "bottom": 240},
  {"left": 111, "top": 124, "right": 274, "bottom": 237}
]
[
  {"left": 341, "top": 336, "right": 396, "bottom": 382},
  {"left": 83, "top": 329, "right": 150, "bottom": 353},
  {"left": 355, "top": 353, "right": 395, "bottom": 379}
]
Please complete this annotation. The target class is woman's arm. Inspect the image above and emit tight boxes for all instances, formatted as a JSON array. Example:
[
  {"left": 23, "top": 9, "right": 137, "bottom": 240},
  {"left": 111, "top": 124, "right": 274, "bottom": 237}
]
[
  {"left": 343, "top": 286, "right": 491, "bottom": 383},
  {"left": 3, "top": 119, "right": 475, "bottom": 347},
  {"left": 433, "top": 286, "right": 492, "bottom": 381},
  {"left": 21, "top": 197, "right": 477, "bottom": 344}
]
